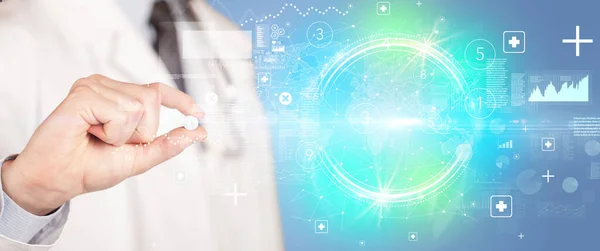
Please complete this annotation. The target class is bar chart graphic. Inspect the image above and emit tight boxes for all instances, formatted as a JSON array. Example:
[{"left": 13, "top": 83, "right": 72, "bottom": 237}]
[{"left": 498, "top": 139, "right": 513, "bottom": 149}]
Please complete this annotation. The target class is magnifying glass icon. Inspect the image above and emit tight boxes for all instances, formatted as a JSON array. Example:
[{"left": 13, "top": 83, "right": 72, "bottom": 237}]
[{"left": 305, "top": 149, "right": 314, "bottom": 161}]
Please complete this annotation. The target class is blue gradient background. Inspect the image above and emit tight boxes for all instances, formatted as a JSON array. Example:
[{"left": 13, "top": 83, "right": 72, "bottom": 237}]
[{"left": 210, "top": 0, "right": 600, "bottom": 250}]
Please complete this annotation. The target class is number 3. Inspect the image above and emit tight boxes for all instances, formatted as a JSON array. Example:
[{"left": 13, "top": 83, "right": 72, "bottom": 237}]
[{"left": 316, "top": 28, "right": 324, "bottom": 41}]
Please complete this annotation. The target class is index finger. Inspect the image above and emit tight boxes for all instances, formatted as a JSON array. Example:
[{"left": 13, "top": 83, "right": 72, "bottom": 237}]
[
  {"left": 148, "top": 82, "right": 205, "bottom": 118},
  {"left": 88, "top": 75, "right": 204, "bottom": 118}
]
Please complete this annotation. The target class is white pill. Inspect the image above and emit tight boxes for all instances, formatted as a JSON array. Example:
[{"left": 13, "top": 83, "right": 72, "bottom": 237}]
[{"left": 183, "top": 115, "right": 199, "bottom": 130}]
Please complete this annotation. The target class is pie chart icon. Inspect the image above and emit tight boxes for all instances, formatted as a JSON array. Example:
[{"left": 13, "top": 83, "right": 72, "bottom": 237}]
[
  {"left": 517, "top": 169, "right": 542, "bottom": 195},
  {"left": 496, "top": 155, "right": 510, "bottom": 169}
]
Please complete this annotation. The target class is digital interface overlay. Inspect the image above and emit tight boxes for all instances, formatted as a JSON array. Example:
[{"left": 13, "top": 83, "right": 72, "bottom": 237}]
[{"left": 209, "top": 0, "right": 600, "bottom": 250}]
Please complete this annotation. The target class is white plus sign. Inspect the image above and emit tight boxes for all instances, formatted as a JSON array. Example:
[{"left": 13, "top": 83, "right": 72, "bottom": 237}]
[
  {"left": 542, "top": 169, "right": 555, "bottom": 183},
  {"left": 544, "top": 140, "right": 553, "bottom": 149},
  {"left": 318, "top": 223, "right": 325, "bottom": 231},
  {"left": 562, "top": 25, "right": 594, "bottom": 57},
  {"left": 495, "top": 200, "right": 508, "bottom": 213},
  {"left": 261, "top": 75, "right": 269, "bottom": 83},
  {"left": 223, "top": 183, "right": 247, "bottom": 206},
  {"left": 508, "top": 36, "right": 521, "bottom": 48},
  {"left": 518, "top": 233, "right": 525, "bottom": 239},
  {"left": 416, "top": 1, "right": 423, "bottom": 7},
  {"left": 379, "top": 4, "right": 388, "bottom": 13}
]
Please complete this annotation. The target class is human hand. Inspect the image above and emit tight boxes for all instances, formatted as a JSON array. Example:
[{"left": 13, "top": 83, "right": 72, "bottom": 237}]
[{"left": 1, "top": 74, "right": 206, "bottom": 215}]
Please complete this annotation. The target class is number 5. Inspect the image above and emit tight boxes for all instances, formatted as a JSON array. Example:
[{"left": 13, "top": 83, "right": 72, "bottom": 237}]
[{"left": 476, "top": 47, "right": 485, "bottom": 61}]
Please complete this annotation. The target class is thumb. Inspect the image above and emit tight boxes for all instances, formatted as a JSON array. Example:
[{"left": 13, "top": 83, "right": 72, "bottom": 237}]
[{"left": 130, "top": 126, "right": 207, "bottom": 176}]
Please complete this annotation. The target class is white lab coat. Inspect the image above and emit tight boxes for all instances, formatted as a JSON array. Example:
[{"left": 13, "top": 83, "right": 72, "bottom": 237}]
[{"left": 0, "top": 0, "right": 283, "bottom": 250}]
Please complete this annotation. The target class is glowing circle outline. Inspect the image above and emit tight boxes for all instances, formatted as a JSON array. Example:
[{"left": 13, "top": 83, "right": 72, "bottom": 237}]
[
  {"left": 306, "top": 21, "right": 333, "bottom": 48},
  {"left": 464, "top": 88, "right": 496, "bottom": 120},
  {"left": 317, "top": 35, "right": 473, "bottom": 205},
  {"left": 464, "top": 38, "right": 497, "bottom": 71}
]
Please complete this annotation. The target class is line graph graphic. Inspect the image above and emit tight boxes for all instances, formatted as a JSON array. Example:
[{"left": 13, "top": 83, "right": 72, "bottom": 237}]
[
  {"left": 527, "top": 71, "right": 590, "bottom": 102},
  {"left": 537, "top": 202, "right": 585, "bottom": 218}
]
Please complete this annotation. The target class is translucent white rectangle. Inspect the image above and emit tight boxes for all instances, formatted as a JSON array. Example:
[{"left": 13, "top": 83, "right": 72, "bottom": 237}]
[
  {"left": 255, "top": 24, "right": 270, "bottom": 48},
  {"left": 180, "top": 30, "right": 252, "bottom": 59}
]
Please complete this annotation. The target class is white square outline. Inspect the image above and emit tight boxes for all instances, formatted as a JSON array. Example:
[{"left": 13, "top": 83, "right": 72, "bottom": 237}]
[
  {"left": 541, "top": 137, "right": 556, "bottom": 151},
  {"left": 376, "top": 2, "right": 391, "bottom": 16},
  {"left": 408, "top": 232, "right": 418, "bottom": 241},
  {"left": 257, "top": 72, "right": 272, "bottom": 87},
  {"left": 490, "top": 195, "right": 513, "bottom": 218},
  {"left": 503, "top": 31, "right": 526, "bottom": 54},
  {"left": 314, "top": 220, "right": 328, "bottom": 234},
  {"left": 590, "top": 162, "right": 600, "bottom": 180}
]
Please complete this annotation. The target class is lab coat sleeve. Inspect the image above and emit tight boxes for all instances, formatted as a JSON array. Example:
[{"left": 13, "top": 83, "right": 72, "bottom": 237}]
[{"left": 0, "top": 155, "right": 70, "bottom": 251}]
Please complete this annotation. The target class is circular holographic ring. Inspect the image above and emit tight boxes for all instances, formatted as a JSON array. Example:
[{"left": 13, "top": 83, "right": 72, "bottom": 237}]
[
  {"left": 322, "top": 143, "right": 472, "bottom": 204},
  {"left": 318, "top": 36, "right": 470, "bottom": 94},
  {"left": 317, "top": 34, "right": 473, "bottom": 205}
]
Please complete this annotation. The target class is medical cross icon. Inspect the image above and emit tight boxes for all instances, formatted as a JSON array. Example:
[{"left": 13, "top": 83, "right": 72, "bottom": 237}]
[
  {"left": 508, "top": 36, "right": 520, "bottom": 48},
  {"left": 257, "top": 72, "right": 271, "bottom": 86},
  {"left": 490, "top": 195, "right": 513, "bottom": 218},
  {"left": 503, "top": 31, "right": 526, "bottom": 53},
  {"left": 379, "top": 4, "right": 387, "bottom": 13},
  {"left": 408, "top": 232, "right": 418, "bottom": 241},
  {"left": 495, "top": 200, "right": 508, "bottom": 213},
  {"left": 541, "top": 137, "right": 555, "bottom": 151},
  {"left": 314, "top": 220, "right": 328, "bottom": 234},
  {"left": 376, "top": 2, "right": 390, "bottom": 15}
]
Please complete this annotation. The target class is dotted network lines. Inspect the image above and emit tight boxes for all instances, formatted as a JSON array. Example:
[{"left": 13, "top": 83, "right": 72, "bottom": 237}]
[{"left": 240, "top": 3, "right": 350, "bottom": 27}]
